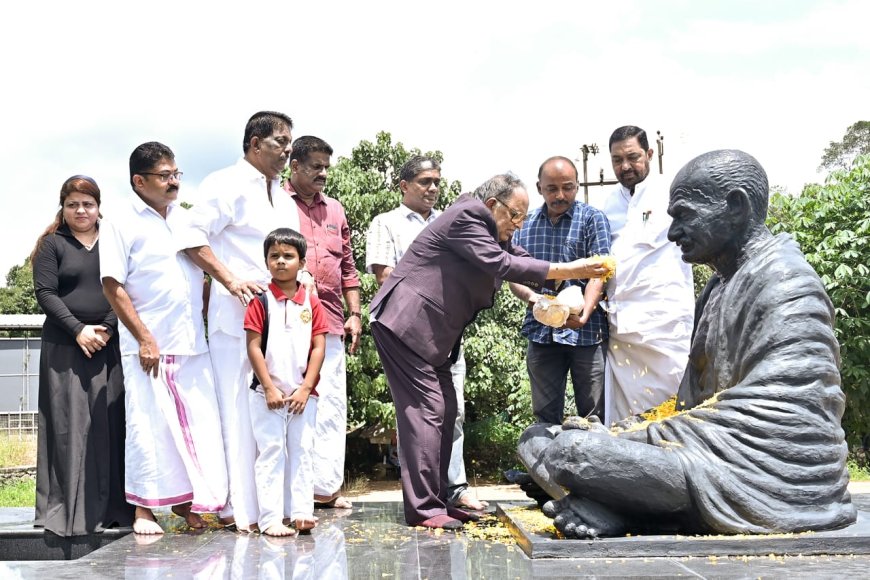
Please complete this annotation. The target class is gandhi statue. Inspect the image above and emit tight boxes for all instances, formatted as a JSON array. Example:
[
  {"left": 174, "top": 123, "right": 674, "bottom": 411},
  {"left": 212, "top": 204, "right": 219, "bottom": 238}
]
[{"left": 517, "top": 149, "right": 857, "bottom": 538}]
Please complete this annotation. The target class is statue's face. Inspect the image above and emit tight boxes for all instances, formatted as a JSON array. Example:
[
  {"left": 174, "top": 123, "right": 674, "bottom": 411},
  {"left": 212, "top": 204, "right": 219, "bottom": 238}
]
[{"left": 667, "top": 185, "right": 732, "bottom": 265}]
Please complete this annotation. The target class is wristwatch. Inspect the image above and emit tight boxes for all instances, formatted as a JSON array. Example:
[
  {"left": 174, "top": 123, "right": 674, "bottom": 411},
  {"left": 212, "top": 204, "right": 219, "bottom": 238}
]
[{"left": 349, "top": 311, "right": 362, "bottom": 318}]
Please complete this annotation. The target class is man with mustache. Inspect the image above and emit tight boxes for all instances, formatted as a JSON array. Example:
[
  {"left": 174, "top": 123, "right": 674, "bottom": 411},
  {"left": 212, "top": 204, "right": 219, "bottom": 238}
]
[
  {"left": 181, "top": 111, "right": 298, "bottom": 532},
  {"left": 601, "top": 126, "right": 694, "bottom": 425},
  {"left": 285, "top": 136, "right": 360, "bottom": 510},
  {"left": 509, "top": 157, "right": 611, "bottom": 425},
  {"left": 366, "top": 156, "right": 487, "bottom": 511},
  {"left": 101, "top": 142, "right": 227, "bottom": 534}
]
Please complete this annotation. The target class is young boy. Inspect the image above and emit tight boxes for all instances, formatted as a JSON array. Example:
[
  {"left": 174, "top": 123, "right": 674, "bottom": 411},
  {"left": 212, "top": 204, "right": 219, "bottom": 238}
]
[{"left": 244, "top": 228, "right": 328, "bottom": 537}]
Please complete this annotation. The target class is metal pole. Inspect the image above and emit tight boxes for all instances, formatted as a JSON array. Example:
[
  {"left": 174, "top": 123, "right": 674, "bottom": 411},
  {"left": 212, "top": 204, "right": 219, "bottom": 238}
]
[
  {"left": 657, "top": 130, "right": 664, "bottom": 175},
  {"left": 582, "top": 145, "right": 590, "bottom": 205}
]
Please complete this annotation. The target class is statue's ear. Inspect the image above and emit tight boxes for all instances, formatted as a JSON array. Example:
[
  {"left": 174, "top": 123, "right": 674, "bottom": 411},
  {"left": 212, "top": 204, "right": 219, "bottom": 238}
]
[{"left": 725, "top": 187, "right": 751, "bottom": 226}]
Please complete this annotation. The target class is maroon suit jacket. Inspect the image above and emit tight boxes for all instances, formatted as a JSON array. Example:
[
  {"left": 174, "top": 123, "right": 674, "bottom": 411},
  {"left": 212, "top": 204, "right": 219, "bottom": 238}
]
[{"left": 370, "top": 194, "right": 549, "bottom": 366}]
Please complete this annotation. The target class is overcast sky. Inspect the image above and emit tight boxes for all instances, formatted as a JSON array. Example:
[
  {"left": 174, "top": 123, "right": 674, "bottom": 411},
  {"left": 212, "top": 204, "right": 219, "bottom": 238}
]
[{"left": 1, "top": 0, "right": 868, "bottom": 283}]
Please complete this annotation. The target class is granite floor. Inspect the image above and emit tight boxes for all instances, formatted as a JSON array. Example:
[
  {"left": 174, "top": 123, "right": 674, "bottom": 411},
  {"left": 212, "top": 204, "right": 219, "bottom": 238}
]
[{"left": 0, "top": 495, "right": 868, "bottom": 578}]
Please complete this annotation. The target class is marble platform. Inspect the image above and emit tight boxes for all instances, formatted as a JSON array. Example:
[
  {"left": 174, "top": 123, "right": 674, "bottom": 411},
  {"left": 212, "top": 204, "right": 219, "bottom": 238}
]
[{"left": 0, "top": 494, "right": 867, "bottom": 578}]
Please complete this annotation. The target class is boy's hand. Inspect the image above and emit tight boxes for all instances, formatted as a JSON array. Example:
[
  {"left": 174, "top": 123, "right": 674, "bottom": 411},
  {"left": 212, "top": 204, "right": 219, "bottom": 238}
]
[
  {"left": 264, "top": 386, "right": 286, "bottom": 410},
  {"left": 287, "top": 388, "right": 311, "bottom": 414}
]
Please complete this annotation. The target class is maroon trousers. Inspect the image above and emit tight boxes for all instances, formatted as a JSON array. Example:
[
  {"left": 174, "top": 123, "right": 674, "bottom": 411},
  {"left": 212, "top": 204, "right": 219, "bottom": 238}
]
[{"left": 371, "top": 322, "right": 458, "bottom": 525}]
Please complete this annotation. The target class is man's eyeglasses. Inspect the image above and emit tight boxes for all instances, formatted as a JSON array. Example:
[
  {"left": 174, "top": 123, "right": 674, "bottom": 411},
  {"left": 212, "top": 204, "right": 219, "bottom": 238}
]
[
  {"left": 140, "top": 171, "right": 184, "bottom": 183},
  {"left": 494, "top": 197, "right": 527, "bottom": 225}
]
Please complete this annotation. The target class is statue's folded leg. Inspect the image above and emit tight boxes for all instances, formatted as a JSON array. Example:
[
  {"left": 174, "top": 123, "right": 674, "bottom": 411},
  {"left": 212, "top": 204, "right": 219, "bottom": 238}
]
[
  {"left": 546, "top": 429, "right": 692, "bottom": 516},
  {"left": 517, "top": 423, "right": 569, "bottom": 501}
]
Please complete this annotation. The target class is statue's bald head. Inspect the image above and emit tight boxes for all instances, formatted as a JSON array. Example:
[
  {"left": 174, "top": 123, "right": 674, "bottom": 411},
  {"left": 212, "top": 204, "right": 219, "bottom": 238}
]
[{"left": 670, "top": 149, "right": 769, "bottom": 225}]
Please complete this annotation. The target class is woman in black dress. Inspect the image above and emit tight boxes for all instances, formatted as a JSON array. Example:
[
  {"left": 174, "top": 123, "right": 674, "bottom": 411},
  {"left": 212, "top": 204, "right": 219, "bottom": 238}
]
[{"left": 31, "top": 175, "right": 133, "bottom": 536}]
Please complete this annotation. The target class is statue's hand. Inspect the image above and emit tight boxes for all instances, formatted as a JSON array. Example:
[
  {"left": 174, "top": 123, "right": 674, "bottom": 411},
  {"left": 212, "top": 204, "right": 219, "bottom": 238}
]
[{"left": 562, "top": 415, "right": 609, "bottom": 433}]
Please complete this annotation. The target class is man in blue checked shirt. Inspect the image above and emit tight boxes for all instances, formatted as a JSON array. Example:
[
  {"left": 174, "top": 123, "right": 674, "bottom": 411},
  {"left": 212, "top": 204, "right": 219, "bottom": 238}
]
[{"left": 509, "top": 157, "right": 611, "bottom": 424}]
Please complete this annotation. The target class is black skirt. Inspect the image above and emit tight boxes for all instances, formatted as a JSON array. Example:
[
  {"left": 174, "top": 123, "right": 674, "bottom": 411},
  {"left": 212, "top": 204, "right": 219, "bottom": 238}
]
[{"left": 34, "top": 334, "right": 133, "bottom": 536}]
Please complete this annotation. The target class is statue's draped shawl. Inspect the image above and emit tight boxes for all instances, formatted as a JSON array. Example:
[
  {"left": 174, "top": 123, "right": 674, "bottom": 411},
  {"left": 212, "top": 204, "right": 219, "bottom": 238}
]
[{"left": 647, "top": 233, "right": 856, "bottom": 533}]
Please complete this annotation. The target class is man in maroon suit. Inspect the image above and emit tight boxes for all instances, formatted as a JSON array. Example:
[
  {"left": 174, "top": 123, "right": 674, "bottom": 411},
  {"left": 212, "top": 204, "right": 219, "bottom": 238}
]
[{"left": 370, "top": 173, "right": 611, "bottom": 529}]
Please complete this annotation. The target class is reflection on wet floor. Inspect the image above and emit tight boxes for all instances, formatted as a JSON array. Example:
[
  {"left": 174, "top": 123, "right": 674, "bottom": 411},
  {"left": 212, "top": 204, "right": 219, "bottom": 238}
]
[{"left": 2, "top": 500, "right": 870, "bottom": 579}]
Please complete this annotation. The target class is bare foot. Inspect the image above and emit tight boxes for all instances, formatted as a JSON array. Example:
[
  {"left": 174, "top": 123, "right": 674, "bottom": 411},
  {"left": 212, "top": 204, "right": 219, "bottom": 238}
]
[
  {"left": 219, "top": 515, "right": 235, "bottom": 527},
  {"left": 294, "top": 516, "right": 318, "bottom": 533},
  {"left": 262, "top": 523, "right": 297, "bottom": 537},
  {"left": 171, "top": 503, "right": 206, "bottom": 529},
  {"left": 542, "top": 494, "right": 626, "bottom": 538},
  {"left": 133, "top": 507, "right": 164, "bottom": 535},
  {"left": 315, "top": 494, "right": 353, "bottom": 509},
  {"left": 453, "top": 491, "right": 489, "bottom": 511}
]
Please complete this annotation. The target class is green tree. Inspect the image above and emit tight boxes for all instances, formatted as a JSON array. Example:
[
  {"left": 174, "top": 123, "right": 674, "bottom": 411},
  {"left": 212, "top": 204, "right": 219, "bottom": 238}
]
[
  {"left": 768, "top": 154, "right": 870, "bottom": 444},
  {"left": 0, "top": 259, "right": 40, "bottom": 315},
  {"left": 819, "top": 121, "right": 870, "bottom": 172},
  {"left": 316, "top": 131, "right": 462, "bottom": 429}
]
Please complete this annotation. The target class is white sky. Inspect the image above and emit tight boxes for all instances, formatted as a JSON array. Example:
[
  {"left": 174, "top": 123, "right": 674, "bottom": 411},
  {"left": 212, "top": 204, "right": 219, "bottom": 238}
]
[{"left": 1, "top": 0, "right": 868, "bottom": 283}]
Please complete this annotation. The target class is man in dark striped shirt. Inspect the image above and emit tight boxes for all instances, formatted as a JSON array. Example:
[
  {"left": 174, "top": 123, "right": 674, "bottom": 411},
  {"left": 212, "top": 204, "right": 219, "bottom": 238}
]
[{"left": 509, "top": 157, "right": 611, "bottom": 424}]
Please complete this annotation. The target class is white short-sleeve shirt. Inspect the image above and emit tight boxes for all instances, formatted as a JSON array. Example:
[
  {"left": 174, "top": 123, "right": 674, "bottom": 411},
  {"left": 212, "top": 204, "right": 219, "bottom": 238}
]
[
  {"left": 181, "top": 157, "right": 300, "bottom": 337},
  {"left": 365, "top": 204, "right": 441, "bottom": 272},
  {"left": 100, "top": 195, "right": 208, "bottom": 356}
]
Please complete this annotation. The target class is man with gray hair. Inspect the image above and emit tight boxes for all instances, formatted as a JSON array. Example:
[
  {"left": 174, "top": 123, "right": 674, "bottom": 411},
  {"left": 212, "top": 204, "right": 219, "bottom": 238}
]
[
  {"left": 370, "top": 173, "right": 611, "bottom": 529},
  {"left": 366, "top": 156, "right": 486, "bottom": 511}
]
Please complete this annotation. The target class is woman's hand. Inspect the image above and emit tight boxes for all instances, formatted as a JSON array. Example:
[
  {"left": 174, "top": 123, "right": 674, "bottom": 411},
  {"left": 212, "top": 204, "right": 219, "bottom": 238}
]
[{"left": 76, "top": 325, "right": 108, "bottom": 358}]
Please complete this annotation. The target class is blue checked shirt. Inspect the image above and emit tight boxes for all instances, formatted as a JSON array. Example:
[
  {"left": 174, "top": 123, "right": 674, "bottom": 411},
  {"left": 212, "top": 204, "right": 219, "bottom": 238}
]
[{"left": 512, "top": 201, "right": 611, "bottom": 346}]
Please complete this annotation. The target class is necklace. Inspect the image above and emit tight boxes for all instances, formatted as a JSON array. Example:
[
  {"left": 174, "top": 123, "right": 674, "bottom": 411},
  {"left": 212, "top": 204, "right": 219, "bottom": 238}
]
[{"left": 75, "top": 230, "right": 99, "bottom": 251}]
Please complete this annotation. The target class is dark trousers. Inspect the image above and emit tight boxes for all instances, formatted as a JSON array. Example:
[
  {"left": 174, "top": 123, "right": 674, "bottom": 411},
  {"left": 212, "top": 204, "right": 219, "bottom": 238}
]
[
  {"left": 371, "top": 322, "right": 457, "bottom": 525},
  {"left": 528, "top": 340, "right": 605, "bottom": 424}
]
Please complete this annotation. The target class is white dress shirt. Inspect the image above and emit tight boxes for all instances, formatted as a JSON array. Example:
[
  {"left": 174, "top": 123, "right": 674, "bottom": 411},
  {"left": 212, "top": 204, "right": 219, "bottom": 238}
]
[
  {"left": 99, "top": 195, "right": 208, "bottom": 356},
  {"left": 365, "top": 204, "right": 441, "bottom": 272},
  {"left": 182, "top": 157, "right": 300, "bottom": 338},
  {"left": 601, "top": 175, "right": 694, "bottom": 336}
]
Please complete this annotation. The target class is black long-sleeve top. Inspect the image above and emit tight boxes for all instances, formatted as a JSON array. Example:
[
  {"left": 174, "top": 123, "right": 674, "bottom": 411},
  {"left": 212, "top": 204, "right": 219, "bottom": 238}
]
[{"left": 32, "top": 224, "right": 117, "bottom": 344}]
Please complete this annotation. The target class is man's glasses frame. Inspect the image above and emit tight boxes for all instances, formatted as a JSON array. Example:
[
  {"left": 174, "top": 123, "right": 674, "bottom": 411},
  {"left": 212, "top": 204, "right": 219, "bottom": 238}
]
[
  {"left": 139, "top": 171, "right": 184, "bottom": 182},
  {"left": 494, "top": 197, "right": 527, "bottom": 225}
]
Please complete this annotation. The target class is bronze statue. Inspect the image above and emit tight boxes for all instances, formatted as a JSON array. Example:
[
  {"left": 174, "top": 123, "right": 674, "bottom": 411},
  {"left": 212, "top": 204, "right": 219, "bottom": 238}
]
[{"left": 518, "top": 149, "right": 857, "bottom": 538}]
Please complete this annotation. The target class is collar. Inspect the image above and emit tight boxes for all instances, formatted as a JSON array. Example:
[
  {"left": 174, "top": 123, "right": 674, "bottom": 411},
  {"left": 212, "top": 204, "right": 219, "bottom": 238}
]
[
  {"left": 236, "top": 156, "right": 276, "bottom": 184},
  {"left": 530, "top": 200, "right": 577, "bottom": 224},
  {"left": 268, "top": 281, "right": 306, "bottom": 304},
  {"left": 130, "top": 192, "right": 176, "bottom": 217},
  {"left": 285, "top": 181, "right": 326, "bottom": 206},
  {"left": 399, "top": 203, "right": 440, "bottom": 222},
  {"left": 618, "top": 174, "right": 654, "bottom": 199}
]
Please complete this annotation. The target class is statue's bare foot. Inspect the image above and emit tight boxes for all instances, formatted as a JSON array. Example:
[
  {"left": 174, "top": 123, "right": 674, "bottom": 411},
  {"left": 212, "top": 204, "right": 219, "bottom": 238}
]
[
  {"left": 543, "top": 495, "right": 626, "bottom": 538},
  {"left": 133, "top": 507, "right": 164, "bottom": 535},
  {"left": 172, "top": 503, "right": 206, "bottom": 529},
  {"left": 562, "top": 415, "right": 609, "bottom": 433}
]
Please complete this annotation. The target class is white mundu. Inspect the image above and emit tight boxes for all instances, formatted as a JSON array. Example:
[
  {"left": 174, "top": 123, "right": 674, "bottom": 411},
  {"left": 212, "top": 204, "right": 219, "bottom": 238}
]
[
  {"left": 248, "top": 286, "right": 318, "bottom": 530},
  {"left": 100, "top": 197, "right": 227, "bottom": 511},
  {"left": 182, "top": 157, "right": 300, "bottom": 527},
  {"left": 600, "top": 175, "right": 695, "bottom": 425}
]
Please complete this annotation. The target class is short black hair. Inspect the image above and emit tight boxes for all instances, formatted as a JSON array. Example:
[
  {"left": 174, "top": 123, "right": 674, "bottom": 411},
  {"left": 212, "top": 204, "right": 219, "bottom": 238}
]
[
  {"left": 129, "top": 142, "right": 175, "bottom": 189},
  {"left": 608, "top": 125, "right": 649, "bottom": 151},
  {"left": 289, "top": 136, "right": 333, "bottom": 164},
  {"left": 243, "top": 111, "right": 293, "bottom": 154},
  {"left": 263, "top": 227, "right": 307, "bottom": 260},
  {"left": 399, "top": 155, "right": 441, "bottom": 183}
]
